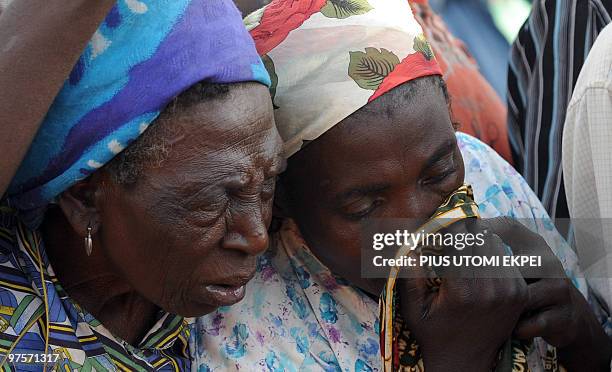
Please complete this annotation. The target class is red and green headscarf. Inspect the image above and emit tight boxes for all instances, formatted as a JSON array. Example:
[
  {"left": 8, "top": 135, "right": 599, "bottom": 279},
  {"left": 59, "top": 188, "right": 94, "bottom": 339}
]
[{"left": 245, "top": 0, "right": 442, "bottom": 157}]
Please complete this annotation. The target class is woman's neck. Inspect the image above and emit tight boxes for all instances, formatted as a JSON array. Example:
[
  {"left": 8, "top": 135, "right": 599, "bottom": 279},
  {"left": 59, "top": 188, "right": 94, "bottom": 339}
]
[{"left": 41, "top": 207, "right": 159, "bottom": 345}]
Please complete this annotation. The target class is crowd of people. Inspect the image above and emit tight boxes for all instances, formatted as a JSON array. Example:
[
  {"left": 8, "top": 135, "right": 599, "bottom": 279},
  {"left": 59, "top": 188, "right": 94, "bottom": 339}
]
[{"left": 0, "top": 0, "right": 611, "bottom": 371}]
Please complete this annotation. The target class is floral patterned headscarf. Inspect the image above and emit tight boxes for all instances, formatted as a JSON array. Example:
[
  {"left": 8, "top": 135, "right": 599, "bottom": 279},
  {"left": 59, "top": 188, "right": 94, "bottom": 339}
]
[{"left": 244, "top": 0, "right": 442, "bottom": 157}]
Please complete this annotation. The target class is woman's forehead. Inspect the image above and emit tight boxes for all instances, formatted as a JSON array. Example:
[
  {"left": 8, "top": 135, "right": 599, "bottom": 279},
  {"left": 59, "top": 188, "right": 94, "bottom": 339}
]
[
  {"left": 316, "top": 86, "right": 452, "bottom": 155},
  {"left": 135, "top": 85, "right": 281, "bottom": 185},
  {"left": 164, "top": 84, "right": 275, "bottom": 144}
]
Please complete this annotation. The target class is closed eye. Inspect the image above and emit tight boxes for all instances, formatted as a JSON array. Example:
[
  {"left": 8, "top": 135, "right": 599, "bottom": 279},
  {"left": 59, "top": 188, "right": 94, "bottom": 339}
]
[
  {"left": 420, "top": 149, "right": 458, "bottom": 186},
  {"left": 181, "top": 187, "right": 229, "bottom": 226},
  {"left": 421, "top": 165, "right": 457, "bottom": 185},
  {"left": 342, "top": 197, "right": 385, "bottom": 221}
]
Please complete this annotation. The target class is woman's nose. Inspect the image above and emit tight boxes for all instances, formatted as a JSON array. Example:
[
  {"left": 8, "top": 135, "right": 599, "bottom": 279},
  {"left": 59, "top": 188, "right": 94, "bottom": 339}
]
[{"left": 221, "top": 208, "right": 269, "bottom": 255}]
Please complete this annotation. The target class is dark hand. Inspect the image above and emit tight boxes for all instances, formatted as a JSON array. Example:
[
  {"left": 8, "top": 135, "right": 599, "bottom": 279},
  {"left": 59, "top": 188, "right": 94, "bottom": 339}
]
[
  {"left": 398, "top": 219, "right": 528, "bottom": 372},
  {"left": 0, "top": 0, "right": 117, "bottom": 195},
  {"left": 484, "top": 217, "right": 612, "bottom": 371}
]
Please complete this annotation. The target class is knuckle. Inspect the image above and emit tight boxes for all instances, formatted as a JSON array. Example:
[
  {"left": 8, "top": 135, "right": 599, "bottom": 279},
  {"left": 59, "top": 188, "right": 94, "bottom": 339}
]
[
  {"left": 453, "top": 281, "right": 478, "bottom": 308},
  {"left": 504, "top": 279, "right": 528, "bottom": 305},
  {"left": 481, "top": 279, "right": 508, "bottom": 307},
  {"left": 457, "top": 291, "right": 477, "bottom": 308},
  {"left": 482, "top": 280, "right": 499, "bottom": 305}
]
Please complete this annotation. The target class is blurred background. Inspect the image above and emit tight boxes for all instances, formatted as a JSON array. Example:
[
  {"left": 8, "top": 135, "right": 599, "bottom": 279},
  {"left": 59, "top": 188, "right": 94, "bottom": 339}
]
[{"left": 429, "top": 0, "right": 531, "bottom": 99}]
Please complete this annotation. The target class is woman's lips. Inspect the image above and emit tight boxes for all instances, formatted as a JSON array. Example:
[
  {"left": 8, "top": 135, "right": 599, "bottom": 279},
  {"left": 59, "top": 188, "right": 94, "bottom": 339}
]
[
  {"left": 198, "top": 267, "right": 256, "bottom": 307},
  {"left": 201, "top": 283, "right": 247, "bottom": 306}
]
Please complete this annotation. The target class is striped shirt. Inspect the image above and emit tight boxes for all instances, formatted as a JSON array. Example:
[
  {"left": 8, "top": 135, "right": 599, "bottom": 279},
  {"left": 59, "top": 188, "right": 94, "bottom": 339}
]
[{"left": 507, "top": 0, "right": 612, "bottom": 224}]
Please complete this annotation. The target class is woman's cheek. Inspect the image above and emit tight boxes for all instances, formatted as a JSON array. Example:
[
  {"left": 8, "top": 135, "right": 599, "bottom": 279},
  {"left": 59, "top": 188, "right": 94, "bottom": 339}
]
[
  {"left": 326, "top": 222, "right": 362, "bottom": 262},
  {"left": 455, "top": 149, "right": 466, "bottom": 182},
  {"left": 263, "top": 200, "right": 274, "bottom": 226}
]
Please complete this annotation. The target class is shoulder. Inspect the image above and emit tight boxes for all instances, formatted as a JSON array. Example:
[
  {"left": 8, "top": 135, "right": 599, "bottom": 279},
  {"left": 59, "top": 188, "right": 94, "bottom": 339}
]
[
  {"left": 458, "top": 132, "right": 556, "bottom": 224},
  {"left": 568, "top": 24, "right": 612, "bottom": 108},
  {"left": 458, "top": 132, "right": 586, "bottom": 292},
  {"left": 457, "top": 132, "right": 531, "bottom": 216}
]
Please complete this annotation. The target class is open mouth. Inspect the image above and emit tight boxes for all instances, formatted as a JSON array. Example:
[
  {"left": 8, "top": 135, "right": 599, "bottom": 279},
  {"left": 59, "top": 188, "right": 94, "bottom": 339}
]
[
  {"left": 203, "top": 284, "right": 246, "bottom": 306},
  {"left": 206, "top": 283, "right": 245, "bottom": 296},
  {"left": 200, "top": 267, "right": 256, "bottom": 307},
  {"left": 201, "top": 268, "right": 256, "bottom": 307}
]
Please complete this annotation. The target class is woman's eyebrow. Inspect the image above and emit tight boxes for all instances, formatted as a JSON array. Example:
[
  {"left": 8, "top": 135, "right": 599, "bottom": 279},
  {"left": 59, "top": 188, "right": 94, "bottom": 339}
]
[{"left": 423, "top": 139, "right": 456, "bottom": 169}]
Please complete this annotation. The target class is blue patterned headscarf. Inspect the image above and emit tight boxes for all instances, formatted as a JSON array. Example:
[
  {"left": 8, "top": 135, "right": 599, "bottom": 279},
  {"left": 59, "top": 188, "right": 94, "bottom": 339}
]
[{"left": 7, "top": 0, "right": 270, "bottom": 215}]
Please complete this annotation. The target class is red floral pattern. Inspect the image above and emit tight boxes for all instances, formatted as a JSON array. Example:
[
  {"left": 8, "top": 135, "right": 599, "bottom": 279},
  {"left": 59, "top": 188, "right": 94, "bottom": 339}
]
[
  {"left": 250, "top": 0, "right": 327, "bottom": 55},
  {"left": 369, "top": 52, "right": 442, "bottom": 102},
  {"left": 246, "top": 0, "right": 451, "bottom": 157}
]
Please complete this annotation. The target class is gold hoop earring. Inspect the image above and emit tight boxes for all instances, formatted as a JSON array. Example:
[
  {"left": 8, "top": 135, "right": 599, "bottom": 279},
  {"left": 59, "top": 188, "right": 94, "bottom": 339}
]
[{"left": 84, "top": 225, "right": 93, "bottom": 256}]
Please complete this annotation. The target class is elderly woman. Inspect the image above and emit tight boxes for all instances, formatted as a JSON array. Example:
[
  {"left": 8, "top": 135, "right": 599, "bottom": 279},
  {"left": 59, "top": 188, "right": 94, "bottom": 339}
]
[
  {"left": 193, "top": 1, "right": 611, "bottom": 371},
  {"left": 0, "top": 0, "right": 282, "bottom": 370}
]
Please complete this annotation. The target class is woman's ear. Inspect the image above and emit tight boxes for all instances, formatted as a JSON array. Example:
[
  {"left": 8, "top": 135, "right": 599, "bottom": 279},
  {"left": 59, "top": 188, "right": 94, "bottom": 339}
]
[{"left": 56, "top": 174, "right": 103, "bottom": 237}]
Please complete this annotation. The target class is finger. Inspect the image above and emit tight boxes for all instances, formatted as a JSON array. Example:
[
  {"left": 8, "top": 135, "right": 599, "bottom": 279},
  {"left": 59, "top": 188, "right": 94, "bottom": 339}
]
[
  {"left": 441, "top": 274, "right": 527, "bottom": 315},
  {"left": 480, "top": 217, "right": 539, "bottom": 249},
  {"left": 479, "top": 217, "right": 551, "bottom": 258},
  {"left": 414, "top": 220, "right": 471, "bottom": 279},
  {"left": 467, "top": 232, "right": 529, "bottom": 314},
  {"left": 471, "top": 232, "right": 523, "bottom": 279},
  {"left": 398, "top": 249, "right": 438, "bottom": 293},
  {"left": 515, "top": 245, "right": 565, "bottom": 280},
  {"left": 398, "top": 278, "right": 433, "bottom": 320},
  {"left": 514, "top": 309, "right": 551, "bottom": 340},
  {"left": 431, "top": 223, "right": 496, "bottom": 279},
  {"left": 524, "top": 278, "right": 571, "bottom": 311},
  {"left": 442, "top": 231, "right": 521, "bottom": 299},
  {"left": 514, "top": 308, "right": 573, "bottom": 347},
  {"left": 423, "top": 218, "right": 475, "bottom": 258},
  {"left": 480, "top": 218, "right": 565, "bottom": 279},
  {"left": 398, "top": 246, "right": 437, "bottom": 278}
]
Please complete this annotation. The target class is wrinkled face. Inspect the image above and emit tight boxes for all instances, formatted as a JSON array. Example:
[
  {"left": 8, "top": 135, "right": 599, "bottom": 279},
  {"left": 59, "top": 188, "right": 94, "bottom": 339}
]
[
  {"left": 97, "top": 83, "right": 282, "bottom": 316},
  {"left": 283, "top": 79, "right": 464, "bottom": 295}
]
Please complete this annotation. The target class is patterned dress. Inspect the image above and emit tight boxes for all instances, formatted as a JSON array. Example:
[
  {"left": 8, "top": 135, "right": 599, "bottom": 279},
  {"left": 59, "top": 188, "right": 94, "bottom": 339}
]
[
  {"left": 191, "top": 133, "right": 589, "bottom": 372},
  {"left": 0, "top": 207, "right": 191, "bottom": 371}
]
